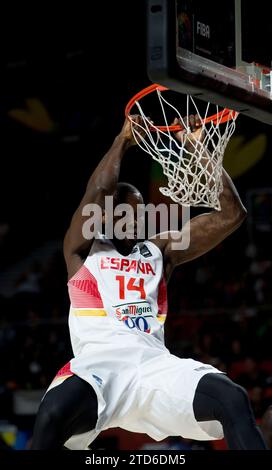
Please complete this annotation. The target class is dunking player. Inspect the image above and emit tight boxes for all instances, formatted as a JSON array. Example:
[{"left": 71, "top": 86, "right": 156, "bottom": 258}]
[{"left": 32, "top": 115, "right": 267, "bottom": 450}]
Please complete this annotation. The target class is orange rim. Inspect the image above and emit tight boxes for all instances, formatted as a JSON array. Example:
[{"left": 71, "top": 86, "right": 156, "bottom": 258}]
[{"left": 125, "top": 83, "right": 238, "bottom": 131}]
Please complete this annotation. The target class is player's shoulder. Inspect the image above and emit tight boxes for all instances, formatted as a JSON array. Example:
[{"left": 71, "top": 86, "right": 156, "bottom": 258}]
[
  {"left": 146, "top": 236, "right": 167, "bottom": 258},
  {"left": 148, "top": 231, "right": 181, "bottom": 255}
]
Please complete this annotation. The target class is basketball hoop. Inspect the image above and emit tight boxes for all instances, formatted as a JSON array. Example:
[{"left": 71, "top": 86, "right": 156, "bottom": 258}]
[{"left": 125, "top": 84, "right": 238, "bottom": 210}]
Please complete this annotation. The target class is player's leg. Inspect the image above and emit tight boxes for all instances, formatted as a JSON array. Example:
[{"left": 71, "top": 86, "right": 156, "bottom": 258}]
[
  {"left": 193, "top": 373, "right": 267, "bottom": 449},
  {"left": 31, "top": 375, "right": 98, "bottom": 449},
  {"left": 260, "top": 405, "right": 272, "bottom": 449}
]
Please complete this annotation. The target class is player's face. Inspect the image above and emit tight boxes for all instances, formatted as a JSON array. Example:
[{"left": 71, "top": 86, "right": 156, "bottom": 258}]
[{"left": 113, "top": 191, "right": 144, "bottom": 246}]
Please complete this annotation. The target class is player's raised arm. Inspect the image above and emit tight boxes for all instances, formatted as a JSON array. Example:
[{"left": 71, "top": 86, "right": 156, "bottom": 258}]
[
  {"left": 63, "top": 116, "right": 141, "bottom": 277},
  {"left": 151, "top": 115, "right": 247, "bottom": 278}
]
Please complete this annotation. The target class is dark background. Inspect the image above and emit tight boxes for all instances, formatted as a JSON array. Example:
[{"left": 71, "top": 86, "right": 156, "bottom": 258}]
[
  {"left": 0, "top": 2, "right": 150, "bottom": 266},
  {"left": 0, "top": 1, "right": 271, "bottom": 451}
]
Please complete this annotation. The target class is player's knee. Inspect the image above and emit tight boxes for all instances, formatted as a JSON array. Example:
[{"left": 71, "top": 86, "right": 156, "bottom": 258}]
[
  {"left": 212, "top": 375, "right": 250, "bottom": 414},
  {"left": 36, "top": 396, "right": 63, "bottom": 431},
  {"left": 227, "top": 382, "right": 250, "bottom": 411},
  {"left": 199, "top": 373, "right": 250, "bottom": 412}
]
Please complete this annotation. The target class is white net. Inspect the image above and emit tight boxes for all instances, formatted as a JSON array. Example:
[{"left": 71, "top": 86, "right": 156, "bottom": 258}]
[{"left": 129, "top": 89, "right": 238, "bottom": 211}]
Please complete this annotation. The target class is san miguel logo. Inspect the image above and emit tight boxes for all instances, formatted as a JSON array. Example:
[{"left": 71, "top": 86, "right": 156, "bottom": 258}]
[
  {"left": 113, "top": 301, "right": 153, "bottom": 334},
  {"left": 115, "top": 302, "right": 152, "bottom": 318}
]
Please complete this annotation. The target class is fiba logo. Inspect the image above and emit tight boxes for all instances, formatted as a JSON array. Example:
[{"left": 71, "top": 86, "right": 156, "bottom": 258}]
[{"left": 196, "top": 21, "right": 210, "bottom": 39}]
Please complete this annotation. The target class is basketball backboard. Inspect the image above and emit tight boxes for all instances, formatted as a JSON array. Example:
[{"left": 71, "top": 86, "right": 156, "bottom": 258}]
[{"left": 147, "top": 0, "right": 272, "bottom": 124}]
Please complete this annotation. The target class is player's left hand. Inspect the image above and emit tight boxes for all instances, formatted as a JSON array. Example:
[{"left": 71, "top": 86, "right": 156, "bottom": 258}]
[{"left": 119, "top": 115, "right": 146, "bottom": 147}]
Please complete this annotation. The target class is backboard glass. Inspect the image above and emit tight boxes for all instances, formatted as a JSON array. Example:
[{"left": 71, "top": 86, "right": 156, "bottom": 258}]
[{"left": 147, "top": 0, "right": 272, "bottom": 124}]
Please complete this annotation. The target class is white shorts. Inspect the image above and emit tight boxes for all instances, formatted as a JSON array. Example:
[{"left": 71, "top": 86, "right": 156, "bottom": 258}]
[{"left": 48, "top": 344, "right": 224, "bottom": 450}]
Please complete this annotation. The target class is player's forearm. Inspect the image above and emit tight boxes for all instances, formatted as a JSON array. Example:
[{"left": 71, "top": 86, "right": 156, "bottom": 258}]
[
  {"left": 86, "top": 135, "right": 130, "bottom": 198},
  {"left": 219, "top": 169, "right": 247, "bottom": 224}
]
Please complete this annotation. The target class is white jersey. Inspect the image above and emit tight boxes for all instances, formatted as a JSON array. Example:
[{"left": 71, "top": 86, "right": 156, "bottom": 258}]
[
  {"left": 68, "top": 235, "right": 168, "bottom": 356},
  {"left": 47, "top": 235, "right": 224, "bottom": 449}
]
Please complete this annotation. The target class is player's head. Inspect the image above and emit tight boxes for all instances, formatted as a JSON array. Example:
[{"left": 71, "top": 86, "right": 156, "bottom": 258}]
[
  {"left": 113, "top": 182, "right": 143, "bottom": 206},
  {"left": 105, "top": 182, "right": 144, "bottom": 249}
]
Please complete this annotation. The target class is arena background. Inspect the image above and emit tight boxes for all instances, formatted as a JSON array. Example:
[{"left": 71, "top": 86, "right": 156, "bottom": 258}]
[{"left": 0, "top": 2, "right": 271, "bottom": 450}]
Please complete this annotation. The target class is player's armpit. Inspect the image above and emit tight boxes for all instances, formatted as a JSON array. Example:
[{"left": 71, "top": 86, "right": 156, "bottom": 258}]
[{"left": 164, "top": 206, "right": 246, "bottom": 269}]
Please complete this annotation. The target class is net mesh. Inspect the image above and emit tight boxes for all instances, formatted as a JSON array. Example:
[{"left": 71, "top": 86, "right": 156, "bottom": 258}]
[{"left": 129, "top": 89, "right": 238, "bottom": 210}]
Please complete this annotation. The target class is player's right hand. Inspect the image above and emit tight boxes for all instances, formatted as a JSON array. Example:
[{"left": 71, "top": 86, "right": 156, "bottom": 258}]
[{"left": 119, "top": 115, "right": 146, "bottom": 146}]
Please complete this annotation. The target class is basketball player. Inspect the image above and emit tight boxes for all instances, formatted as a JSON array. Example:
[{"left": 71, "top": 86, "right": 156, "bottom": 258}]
[{"left": 31, "top": 115, "right": 267, "bottom": 450}]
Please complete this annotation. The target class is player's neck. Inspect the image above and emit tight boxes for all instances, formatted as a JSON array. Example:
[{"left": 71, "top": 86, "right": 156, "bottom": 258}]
[{"left": 112, "top": 237, "right": 138, "bottom": 256}]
